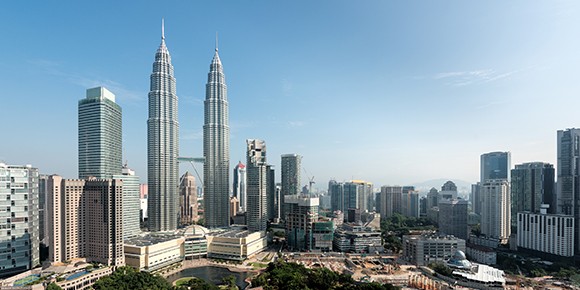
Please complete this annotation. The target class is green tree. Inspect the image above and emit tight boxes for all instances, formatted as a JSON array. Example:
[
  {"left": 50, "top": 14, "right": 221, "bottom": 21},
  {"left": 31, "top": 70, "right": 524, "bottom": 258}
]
[
  {"left": 46, "top": 283, "right": 63, "bottom": 290},
  {"left": 221, "top": 275, "right": 237, "bottom": 290},
  {"left": 93, "top": 266, "right": 172, "bottom": 290}
]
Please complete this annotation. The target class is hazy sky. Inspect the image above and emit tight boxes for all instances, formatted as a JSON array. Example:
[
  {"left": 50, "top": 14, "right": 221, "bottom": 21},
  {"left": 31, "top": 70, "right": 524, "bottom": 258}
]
[{"left": 2, "top": 1, "right": 580, "bottom": 189}]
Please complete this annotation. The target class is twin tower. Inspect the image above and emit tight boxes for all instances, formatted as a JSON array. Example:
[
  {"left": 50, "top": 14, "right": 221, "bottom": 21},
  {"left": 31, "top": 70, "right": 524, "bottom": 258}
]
[{"left": 147, "top": 21, "right": 230, "bottom": 231}]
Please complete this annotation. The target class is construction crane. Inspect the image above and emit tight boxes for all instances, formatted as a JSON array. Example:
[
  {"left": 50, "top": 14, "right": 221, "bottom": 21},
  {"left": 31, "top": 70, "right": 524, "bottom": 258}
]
[
  {"left": 303, "top": 167, "right": 315, "bottom": 196},
  {"left": 177, "top": 157, "right": 205, "bottom": 187}
]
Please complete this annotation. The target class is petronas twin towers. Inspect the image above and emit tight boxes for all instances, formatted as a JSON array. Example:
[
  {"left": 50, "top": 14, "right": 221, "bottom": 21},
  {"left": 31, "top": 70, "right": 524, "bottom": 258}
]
[{"left": 147, "top": 21, "right": 230, "bottom": 231}]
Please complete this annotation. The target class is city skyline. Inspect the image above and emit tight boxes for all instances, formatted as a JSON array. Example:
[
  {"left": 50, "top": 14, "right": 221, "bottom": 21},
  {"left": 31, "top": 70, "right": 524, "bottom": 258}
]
[{"left": 3, "top": 1, "right": 580, "bottom": 187}]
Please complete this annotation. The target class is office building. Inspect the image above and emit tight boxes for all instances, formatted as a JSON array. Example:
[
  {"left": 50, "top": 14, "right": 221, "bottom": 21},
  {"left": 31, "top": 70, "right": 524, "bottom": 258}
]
[
  {"left": 333, "top": 223, "right": 381, "bottom": 253},
  {"left": 274, "top": 183, "right": 282, "bottom": 221},
  {"left": 557, "top": 128, "right": 580, "bottom": 254},
  {"left": 203, "top": 42, "right": 230, "bottom": 229},
  {"left": 403, "top": 234, "right": 466, "bottom": 266},
  {"left": 266, "top": 164, "right": 275, "bottom": 221},
  {"left": 517, "top": 205, "right": 574, "bottom": 258},
  {"left": 511, "top": 162, "right": 555, "bottom": 231},
  {"left": 0, "top": 164, "right": 39, "bottom": 278},
  {"left": 229, "top": 196, "right": 239, "bottom": 221},
  {"left": 470, "top": 183, "right": 482, "bottom": 216},
  {"left": 233, "top": 162, "right": 246, "bottom": 212},
  {"left": 285, "top": 195, "right": 319, "bottom": 251},
  {"left": 112, "top": 165, "right": 141, "bottom": 239},
  {"left": 481, "top": 179, "right": 510, "bottom": 244},
  {"left": 207, "top": 229, "right": 267, "bottom": 261},
  {"left": 78, "top": 87, "right": 122, "bottom": 179},
  {"left": 124, "top": 234, "right": 185, "bottom": 272},
  {"left": 281, "top": 154, "right": 302, "bottom": 197},
  {"left": 401, "top": 187, "right": 419, "bottom": 218},
  {"left": 246, "top": 139, "right": 268, "bottom": 232},
  {"left": 48, "top": 176, "right": 124, "bottom": 266},
  {"left": 480, "top": 151, "right": 511, "bottom": 182},
  {"left": 39, "top": 175, "right": 48, "bottom": 245},
  {"left": 378, "top": 186, "right": 402, "bottom": 219},
  {"left": 147, "top": 21, "right": 179, "bottom": 232},
  {"left": 179, "top": 172, "right": 198, "bottom": 226},
  {"left": 438, "top": 199, "right": 469, "bottom": 240},
  {"left": 329, "top": 180, "right": 345, "bottom": 213},
  {"left": 439, "top": 181, "right": 457, "bottom": 200}
]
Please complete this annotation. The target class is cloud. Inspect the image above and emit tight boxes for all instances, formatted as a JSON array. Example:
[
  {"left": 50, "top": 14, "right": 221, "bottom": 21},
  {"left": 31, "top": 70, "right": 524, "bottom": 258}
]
[
  {"left": 27, "top": 58, "right": 144, "bottom": 102},
  {"left": 433, "top": 69, "right": 517, "bottom": 86}
]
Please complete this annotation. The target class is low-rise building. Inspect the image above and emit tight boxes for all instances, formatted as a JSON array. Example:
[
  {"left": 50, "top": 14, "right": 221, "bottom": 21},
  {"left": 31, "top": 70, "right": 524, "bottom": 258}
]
[
  {"left": 312, "top": 220, "right": 334, "bottom": 251},
  {"left": 517, "top": 207, "right": 574, "bottom": 258},
  {"left": 183, "top": 225, "right": 208, "bottom": 259},
  {"left": 466, "top": 243, "right": 496, "bottom": 265},
  {"left": 206, "top": 229, "right": 267, "bottom": 261},
  {"left": 403, "top": 233, "right": 465, "bottom": 266},
  {"left": 124, "top": 234, "right": 184, "bottom": 272},
  {"left": 333, "top": 223, "right": 381, "bottom": 253}
]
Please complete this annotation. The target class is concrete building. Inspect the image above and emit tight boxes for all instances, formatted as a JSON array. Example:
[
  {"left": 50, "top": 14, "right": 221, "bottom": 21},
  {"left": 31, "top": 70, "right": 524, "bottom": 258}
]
[
  {"left": 285, "top": 195, "right": 319, "bottom": 251},
  {"left": 147, "top": 22, "right": 179, "bottom": 232},
  {"left": 266, "top": 164, "right": 276, "bottom": 221},
  {"left": 0, "top": 164, "right": 39, "bottom": 278},
  {"left": 480, "top": 151, "right": 511, "bottom": 182},
  {"left": 557, "top": 128, "right": 580, "bottom": 255},
  {"left": 333, "top": 223, "right": 382, "bottom": 253},
  {"left": 229, "top": 196, "right": 239, "bottom": 221},
  {"left": 281, "top": 154, "right": 302, "bottom": 197},
  {"left": 439, "top": 181, "right": 458, "bottom": 200},
  {"left": 378, "top": 186, "right": 402, "bottom": 219},
  {"left": 203, "top": 44, "right": 230, "bottom": 229},
  {"left": 481, "top": 179, "right": 510, "bottom": 244},
  {"left": 517, "top": 206, "right": 574, "bottom": 258},
  {"left": 511, "top": 162, "right": 555, "bottom": 232},
  {"left": 401, "top": 188, "right": 420, "bottom": 218},
  {"left": 232, "top": 162, "right": 246, "bottom": 212},
  {"left": 38, "top": 175, "right": 48, "bottom": 245},
  {"left": 183, "top": 225, "right": 209, "bottom": 259},
  {"left": 179, "top": 172, "right": 198, "bottom": 225},
  {"left": 312, "top": 220, "right": 334, "bottom": 251},
  {"left": 426, "top": 187, "right": 439, "bottom": 210},
  {"left": 470, "top": 183, "right": 482, "bottom": 216},
  {"left": 124, "top": 234, "right": 184, "bottom": 272},
  {"left": 48, "top": 176, "right": 124, "bottom": 266},
  {"left": 466, "top": 243, "right": 497, "bottom": 265},
  {"left": 206, "top": 229, "right": 267, "bottom": 261},
  {"left": 403, "top": 234, "right": 466, "bottom": 266},
  {"left": 438, "top": 199, "right": 469, "bottom": 241},
  {"left": 246, "top": 139, "right": 268, "bottom": 232},
  {"left": 112, "top": 165, "right": 141, "bottom": 239},
  {"left": 78, "top": 86, "right": 122, "bottom": 179},
  {"left": 329, "top": 180, "right": 345, "bottom": 213}
]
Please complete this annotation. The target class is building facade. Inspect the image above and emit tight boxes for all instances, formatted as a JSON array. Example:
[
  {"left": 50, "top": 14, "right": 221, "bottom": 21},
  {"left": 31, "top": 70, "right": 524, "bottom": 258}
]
[
  {"left": 480, "top": 179, "right": 511, "bottom": 244},
  {"left": 285, "top": 195, "right": 319, "bottom": 251},
  {"left": 480, "top": 151, "right": 511, "bottom": 182},
  {"left": 403, "top": 234, "right": 466, "bottom": 266},
  {"left": 511, "top": 162, "right": 555, "bottom": 232},
  {"left": 179, "top": 172, "right": 198, "bottom": 225},
  {"left": 232, "top": 162, "right": 246, "bottom": 212},
  {"left": 147, "top": 22, "right": 179, "bottom": 232},
  {"left": 0, "top": 164, "right": 39, "bottom": 278},
  {"left": 438, "top": 199, "right": 469, "bottom": 241},
  {"left": 112, "top": 165, "right": 141, "bottom": 239},
  {"left": 203, "top": 45, "right": 230, "bottom": 229},
  {"left": 78, "top": 87, "right": 122, "bottom": 179},
  {"left": 557, "top": 128, "right": 580, "bottom": 254},
  {"left": 246, "top": 139, "right": 268, "bottom": 232},
  {"left": 281, "top": 154, "right": 302, "bottom": 197},
  {"left": 517, "top": 208, "right": 574, "bottom": 258}
]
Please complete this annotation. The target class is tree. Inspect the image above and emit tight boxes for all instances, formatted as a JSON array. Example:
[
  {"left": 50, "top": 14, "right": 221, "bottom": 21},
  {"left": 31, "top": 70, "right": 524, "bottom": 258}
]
[
  {"left": 46, "top": 283, "right": 62, "bottom": 290},
  {"left": 93, "top": 266, "right": 172, "bottom": 290},
  {"left": 221, "top": 275, "right": 237, "bottom": 290}
]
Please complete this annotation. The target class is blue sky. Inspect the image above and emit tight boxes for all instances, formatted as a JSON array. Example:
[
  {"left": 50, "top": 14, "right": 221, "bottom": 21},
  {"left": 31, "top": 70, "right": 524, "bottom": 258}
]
[{"left": 2, "top": 1, "right": 580, "bottom": 189}]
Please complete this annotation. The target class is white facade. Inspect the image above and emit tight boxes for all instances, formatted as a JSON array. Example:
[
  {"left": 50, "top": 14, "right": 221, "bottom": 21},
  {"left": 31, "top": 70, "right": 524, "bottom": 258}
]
[
  {"left": 517, "top": 211, "right": 574, "bottom": 257},
  {"left": 246, "top": 139, "right": 268, "bottom": 232},
  {"left": 113, "top": 165, "right": 141, "bottom": 239},
  {"left": 403, "top": 234, "right": 466, "bottom": 266},
  {"left": 481, "top": 179, "right": 510, "bottom": 244}
]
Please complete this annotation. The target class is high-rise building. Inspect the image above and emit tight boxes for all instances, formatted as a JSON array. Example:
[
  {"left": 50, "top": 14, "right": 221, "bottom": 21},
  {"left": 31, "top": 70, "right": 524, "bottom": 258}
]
[
  {"left": 480, "top": 151, "right": 511, "bottom": 182},
  {"left": 39, "top": 174, "right": 48, "bottom": 245},
  {"left": 179, "top": 172, "right": 198, "bottom": 225},
  {"left": 233, "top": 162, "right": 247, "bottom": 212},
  {"left": 285, "top": 195, "right": 319, "bottom": 251},
  {"left": 281, "top": 154, "right": 302, "bottom": 197},
  {"left": 470, "top": 183, "right": 482, "bottom": 216},
  {"left": 402, "top": 189, "right": 420, "bottom": 218},
  {"left": 481, "top": 179, "right": 511, "bottom": 244},
  {"left": 48, "top": 176, "right": 124, "bottom": 266},
  {"left": 274, "top": 183, "right": 282, "bottom": 221},
  {"left": 147, "top": 21, "right": 179, "bottom": 232},
  {"left": 0, "top": 164, "right": 39, "bottom": 278},
  {"left": 112, "top": 165, "right": 141, "bottom": 239},
  {"left": 557, "top": 128, "right": 580, "bottom": 254},
  {"left": 439, "top": 181, "right": 458, "bottom": 200},
  {"left": 203, "top": 42, "right": 230, "bottom": 229},
  {"left": 511, "top": 162, "right": 555, "bottom": 231},
  {"left": 517, "top": 205, "right": 574, "bottom": 258},
  {"left": 426, "top": 187, "right": 439, "bottom": 210},
  {"left": 378, "top": 186, "right": 402, "bottom": 219},
  {"left": 78, "top": 87, "right": 122, "bottom": 179},
  {"left": 267, "top": 165, "right": 276, "bottom": 221},
  {"left": 438, "top": 199, "right": 469, "bottom": 240},
  {"left": 246, "top": 139, "right": 268, "bottom": 232},
  {"left": 329, "top": 180, "right": 345, "bottom": 213}
]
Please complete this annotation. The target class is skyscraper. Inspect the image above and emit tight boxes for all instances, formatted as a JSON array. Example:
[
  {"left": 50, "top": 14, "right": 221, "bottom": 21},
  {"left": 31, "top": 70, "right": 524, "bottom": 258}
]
[
  {"left": 557, "top": 128, "right": 580, "bottom": 254},
  {"left": 281, "top": 154, "right": 302, "bottom": 197},
  {"left": 233, "top": 162, "right": 247, "bottom": 212},
  {"left": 179, "top": 172, "right": 198, "bottom": 225},
  {"left": 0, "top": 164, "right": 39, "bottom": 278},
  {"left": 438, "top": 199, "right": 469, "bottom": 241},
  {"left": 78, "top": 86, "right": 122, "bottom": 179},
  {"left": 112, "top": 165, "right": 141, "bottom": 239},
  {"left": 246, "top": 139, "right": 268, "bottom": 232},
  {"left": 511, "top": 162, "right": 555, "bottom": 231},
  {"left": 480, "top": 151, "right": 511, "bottom": 182},
  {"left": 147, "top": 21, "right": 179, "bottom": 232},
  {"left": 203, "top": 42, "right": 230, "bottom": 228},
  {"left": 481, "top": 179, "right": 511, "bottom": 244},
  {"left": 267, "top": 164, "right": 276, "bottom": 221}
]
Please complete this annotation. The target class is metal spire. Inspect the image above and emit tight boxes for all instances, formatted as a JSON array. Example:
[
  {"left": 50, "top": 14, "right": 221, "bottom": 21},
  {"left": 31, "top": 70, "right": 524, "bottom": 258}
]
[
  {"left": 215, "top": 31, "right": 218, "bottom": 52},
  {"left": 162, "top": 18, "right": 165, "bottom": 40}
]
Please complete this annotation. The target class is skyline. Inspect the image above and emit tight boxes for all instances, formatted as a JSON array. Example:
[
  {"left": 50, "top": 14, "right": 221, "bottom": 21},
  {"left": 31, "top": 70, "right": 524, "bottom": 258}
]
[{"left": 3, "top": 1, "right": 580, "bottom": 187}]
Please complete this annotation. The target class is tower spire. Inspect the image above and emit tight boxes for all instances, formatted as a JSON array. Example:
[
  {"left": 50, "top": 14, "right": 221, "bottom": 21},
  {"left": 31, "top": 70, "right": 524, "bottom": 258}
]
[
  {"left": 162, "top": 18, "right": 165, "bottom": 40},
  {"left": 215, "top": 31, "right": 218, "bottom": 52}
]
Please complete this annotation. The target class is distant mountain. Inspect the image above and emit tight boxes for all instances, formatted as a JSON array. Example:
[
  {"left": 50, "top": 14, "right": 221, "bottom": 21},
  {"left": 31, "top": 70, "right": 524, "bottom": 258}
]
[{"left": 412, "top": 178, "right": 474, "bottom": 198}]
